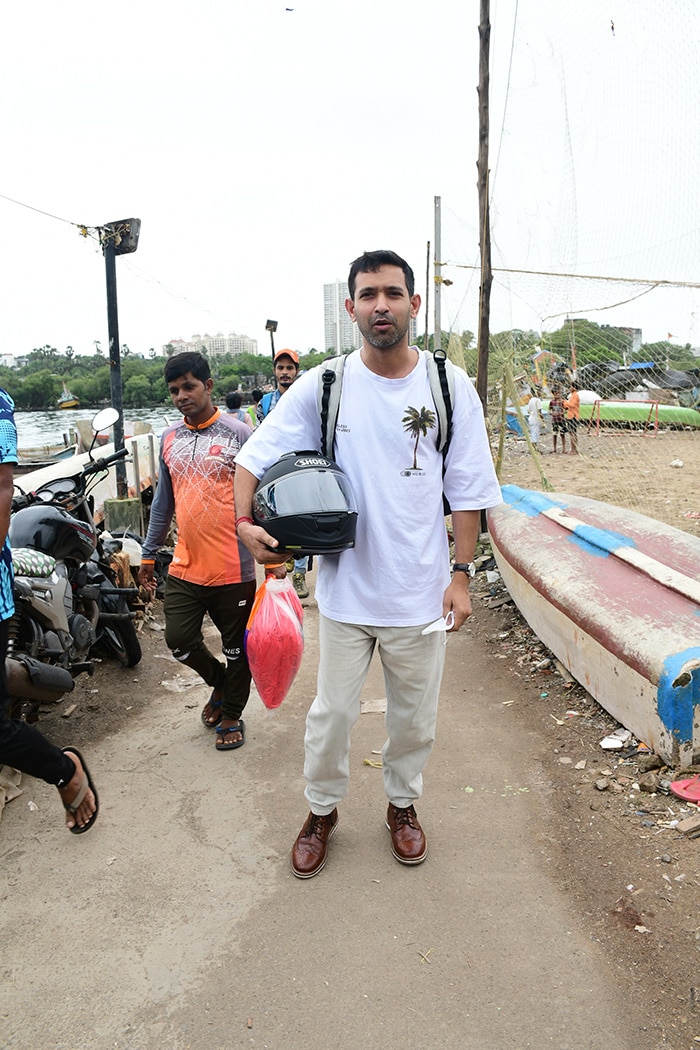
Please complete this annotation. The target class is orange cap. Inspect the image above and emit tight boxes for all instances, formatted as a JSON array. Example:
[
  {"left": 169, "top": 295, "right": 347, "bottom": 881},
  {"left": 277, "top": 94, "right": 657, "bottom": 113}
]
[{"left": 274, "top": 348, "right": 299, "bottom": 365}]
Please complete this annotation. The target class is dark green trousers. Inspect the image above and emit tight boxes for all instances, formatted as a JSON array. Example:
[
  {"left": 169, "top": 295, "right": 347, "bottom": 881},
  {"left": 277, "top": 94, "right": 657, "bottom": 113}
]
[{"left": 164, "top": 575, "right": 256, "bottom": 721}]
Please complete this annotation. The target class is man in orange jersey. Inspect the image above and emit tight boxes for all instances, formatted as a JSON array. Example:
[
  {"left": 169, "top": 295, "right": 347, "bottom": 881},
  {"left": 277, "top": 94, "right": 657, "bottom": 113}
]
[
  {"left": 138, "top": 352, "right": 255, "bottom": 751},
  {"left": 563, "top": 380, "right": 581, "bottom": 455}
]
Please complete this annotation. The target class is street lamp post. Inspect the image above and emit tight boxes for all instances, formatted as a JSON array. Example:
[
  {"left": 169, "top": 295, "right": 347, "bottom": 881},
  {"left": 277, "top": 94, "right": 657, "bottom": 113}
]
[
  {"left": 100, "top": 218, "right": 141, "bottom": 498},
  {"left": 265, "top": 319, "right": 278, "bottom": 360}
]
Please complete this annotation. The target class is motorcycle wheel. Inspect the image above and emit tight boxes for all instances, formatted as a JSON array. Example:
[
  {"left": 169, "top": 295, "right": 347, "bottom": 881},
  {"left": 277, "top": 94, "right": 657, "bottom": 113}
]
[{"left": 101, "top": 619, "right": 142, "bottom": 667}]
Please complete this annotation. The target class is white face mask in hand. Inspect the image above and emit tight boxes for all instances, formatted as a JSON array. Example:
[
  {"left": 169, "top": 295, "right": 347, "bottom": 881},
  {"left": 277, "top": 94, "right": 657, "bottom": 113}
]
[{"left": 421, "top": 610, "right": 455, "bottom": 636}]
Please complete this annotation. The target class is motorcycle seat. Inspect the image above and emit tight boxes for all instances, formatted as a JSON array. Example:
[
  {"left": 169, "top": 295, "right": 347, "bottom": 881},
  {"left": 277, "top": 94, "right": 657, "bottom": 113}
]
[{"left": 12, "top": 548, "right": 57, "bottom": 578}]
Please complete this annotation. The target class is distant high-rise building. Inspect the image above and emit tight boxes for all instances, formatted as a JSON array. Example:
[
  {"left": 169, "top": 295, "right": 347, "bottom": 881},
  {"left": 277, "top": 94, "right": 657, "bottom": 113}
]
[
  {"left": 162, "top": 332, "right": 258, "bottom": 357},
  {"left": 324, "top": 281, "right": 359, "bottom": 354}
]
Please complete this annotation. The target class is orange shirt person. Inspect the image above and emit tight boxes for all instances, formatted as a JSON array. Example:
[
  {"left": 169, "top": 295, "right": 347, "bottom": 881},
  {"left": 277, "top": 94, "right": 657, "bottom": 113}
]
[
  {"left": 138, "top": 352, "right": 255, "bottom": 751},
  {"left": 563, "top": 381, "right": 581, "bottom": 455}
]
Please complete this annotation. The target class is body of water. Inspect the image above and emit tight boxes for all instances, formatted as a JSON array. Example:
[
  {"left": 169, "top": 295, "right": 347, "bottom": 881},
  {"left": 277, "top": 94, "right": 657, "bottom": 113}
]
[{"left": 13, "top": 407, "right": 178, "bottom": 448}]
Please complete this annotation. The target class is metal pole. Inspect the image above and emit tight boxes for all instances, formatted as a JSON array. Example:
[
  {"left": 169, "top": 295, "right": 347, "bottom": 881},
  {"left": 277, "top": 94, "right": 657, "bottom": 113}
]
[
  {"left": 434, "top": 196, "right": 442, "bottom": 351},
  {"left": 104, "top": 241, "right": 128, "bottom": 498},
  {"left": 424, "top": 240, "right": 430, "bottom": 351},
  {"left": 269, "top": 329, "right": 276, "bottom": 359}
]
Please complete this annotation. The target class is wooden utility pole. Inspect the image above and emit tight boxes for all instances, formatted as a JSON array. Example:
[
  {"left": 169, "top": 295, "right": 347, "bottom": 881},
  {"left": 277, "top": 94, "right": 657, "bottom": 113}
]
[
  {"left": 476, "top": 0, "right": 492, "bottom": 411},
  {"left": 433, "top": 196, "right": 442, "bottom": 352}
]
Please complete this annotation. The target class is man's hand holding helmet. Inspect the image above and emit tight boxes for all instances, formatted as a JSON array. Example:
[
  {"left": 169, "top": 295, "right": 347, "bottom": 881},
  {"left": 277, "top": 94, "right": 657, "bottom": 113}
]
[{"left": 235, "top": 516, "right": 288, "bottom": 576}]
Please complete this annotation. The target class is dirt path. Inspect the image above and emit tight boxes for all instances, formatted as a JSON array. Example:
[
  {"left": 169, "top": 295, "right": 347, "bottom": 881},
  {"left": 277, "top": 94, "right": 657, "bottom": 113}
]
[{"left": 1, "top": 570, "right": 697, "bottom": 1049}]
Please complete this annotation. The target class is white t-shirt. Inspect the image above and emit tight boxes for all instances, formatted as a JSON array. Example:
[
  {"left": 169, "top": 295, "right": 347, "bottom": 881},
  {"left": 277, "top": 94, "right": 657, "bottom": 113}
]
[{"left": 235, "top": 349, "right": 502, "bottom": 627}]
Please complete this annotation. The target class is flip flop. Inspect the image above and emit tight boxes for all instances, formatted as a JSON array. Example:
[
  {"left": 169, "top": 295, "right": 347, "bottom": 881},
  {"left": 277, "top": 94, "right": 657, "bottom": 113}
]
[
  {"left": 61, "top": 747, "right": 99, "bottom": 835},
  {"left": 670, "top": 775, "right": 700, "bottom": 803},
  {"left": 201, "top": 691, "right": 223, "bottom": 728},
  {"left": 215, "top": 719, "right": 245, "bottom": 751}
]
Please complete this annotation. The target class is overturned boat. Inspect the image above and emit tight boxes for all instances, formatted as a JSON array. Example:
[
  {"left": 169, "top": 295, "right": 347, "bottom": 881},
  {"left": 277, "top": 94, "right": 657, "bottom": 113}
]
[{"left": 488, "top": 485, "right": 700, "bottom": 765}]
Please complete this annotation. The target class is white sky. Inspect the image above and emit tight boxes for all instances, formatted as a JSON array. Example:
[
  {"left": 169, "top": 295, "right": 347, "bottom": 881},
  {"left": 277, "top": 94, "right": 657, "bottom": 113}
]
[{"left": 1, "top": 0, "right": 699, "bottom": 359}]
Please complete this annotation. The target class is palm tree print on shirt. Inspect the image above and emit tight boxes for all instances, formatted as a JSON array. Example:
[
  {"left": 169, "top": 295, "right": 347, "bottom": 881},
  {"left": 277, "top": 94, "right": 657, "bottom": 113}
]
[{"left": 402, "top": 405, "right": 437, "bottom": 470}]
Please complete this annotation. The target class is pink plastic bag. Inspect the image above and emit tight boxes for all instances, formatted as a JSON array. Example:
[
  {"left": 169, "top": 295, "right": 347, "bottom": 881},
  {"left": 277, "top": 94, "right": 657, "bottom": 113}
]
[{"left": 244, "top": 576, "right": 304, "bottom": 709}]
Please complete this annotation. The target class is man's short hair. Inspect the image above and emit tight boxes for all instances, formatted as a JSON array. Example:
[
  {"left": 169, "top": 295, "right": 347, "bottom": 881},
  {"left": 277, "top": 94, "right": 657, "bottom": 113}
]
[
  {"left": 226, "top": 391, "right": 242, "bottom": 410},
  {"left": 348, "top": 250, "right": 415, "bottom": 300},
  {"left": 251, "top": 388, "right": 263, "bottom": 404},
  {"left": 164, "top": 351, "right": 211, "bottom": 384}
]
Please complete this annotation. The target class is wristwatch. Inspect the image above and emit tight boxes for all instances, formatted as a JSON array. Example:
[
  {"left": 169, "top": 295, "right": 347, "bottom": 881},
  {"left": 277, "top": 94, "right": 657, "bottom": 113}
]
[{"left": 451, "top": 562, "right": 476, "bottom": 578}]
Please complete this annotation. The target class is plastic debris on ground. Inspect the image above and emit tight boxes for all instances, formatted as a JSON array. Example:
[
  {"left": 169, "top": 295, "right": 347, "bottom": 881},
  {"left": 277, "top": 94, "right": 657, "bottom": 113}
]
[{"left": 599, "top": 728, "right": 633, "bottom": 750}]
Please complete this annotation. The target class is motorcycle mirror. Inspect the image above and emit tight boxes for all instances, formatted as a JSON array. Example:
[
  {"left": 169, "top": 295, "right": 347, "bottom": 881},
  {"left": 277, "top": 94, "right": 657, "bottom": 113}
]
[{"left": 91, "top": 407, "right": 119, "bottom": 433}]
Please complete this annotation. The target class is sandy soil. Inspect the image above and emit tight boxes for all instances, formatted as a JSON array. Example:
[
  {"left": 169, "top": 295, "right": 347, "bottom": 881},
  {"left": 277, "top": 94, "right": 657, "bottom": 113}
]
[
  {"left": 499, "top": 425, "right": 700, "bottom": 538},
  {"left": 0, "top": 428, "right": 699, "bottom": 1048}
]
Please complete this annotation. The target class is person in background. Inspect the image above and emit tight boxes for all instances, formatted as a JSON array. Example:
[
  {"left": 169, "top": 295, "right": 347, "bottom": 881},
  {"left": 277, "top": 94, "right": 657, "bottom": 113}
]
[
  {"left": 549, "top": 386, "right": 566, "bottom": 454},
  {"left": 247, "top": 389, "right": 263, "bottom": 429},
  {"left": 256, "top": 349, "right": 309, "bottom": 599},
  {"left": 225, "top": 390, "right": 253, "bottom": 429},
  {"left": 526, "top": 386, "right": 543, "bottom": 448},
  {"left": 564, "top": 380, "right": 581, "bottom": 455},
  {"left": 0, "top": 388, "right": 98, "bottom": 833},
  {"left": 234, "top": 249, "right": 502, "bottom": 878},
  {"left": 138, "top": 352, "right": 255, "bottom": 752},
  {"left": 256, "top": 350, "right": 300, "bottom": 422}
]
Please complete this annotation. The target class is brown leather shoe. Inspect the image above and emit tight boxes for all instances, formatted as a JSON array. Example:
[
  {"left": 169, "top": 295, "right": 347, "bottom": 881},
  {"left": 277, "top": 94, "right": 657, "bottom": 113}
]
[
  {"left": 291, "top": 809, "right": 338, "bottom": 878},
  {"left": 386, "top": 803, "right": 427, "bottom": 865}
]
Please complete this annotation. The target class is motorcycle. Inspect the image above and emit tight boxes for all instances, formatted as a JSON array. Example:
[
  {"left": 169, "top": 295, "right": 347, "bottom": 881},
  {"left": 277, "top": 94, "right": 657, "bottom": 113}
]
[{"left": 7, "top": 407, "right": 142, "bottom": 720}]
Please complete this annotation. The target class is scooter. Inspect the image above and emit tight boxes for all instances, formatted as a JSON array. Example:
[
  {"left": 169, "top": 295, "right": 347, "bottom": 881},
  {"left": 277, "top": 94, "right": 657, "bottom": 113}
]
[{"left": 7, "top": 407, "right": 142, "bottom": 720}]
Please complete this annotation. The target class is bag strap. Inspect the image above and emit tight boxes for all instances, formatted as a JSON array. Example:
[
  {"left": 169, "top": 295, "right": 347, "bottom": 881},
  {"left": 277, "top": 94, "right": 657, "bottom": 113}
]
[
  {"left": 318, "top": 355, "right": 346, "bottom": 457},
  {"left": 425, "top": 349, "right": 455, "bottom": 456}
]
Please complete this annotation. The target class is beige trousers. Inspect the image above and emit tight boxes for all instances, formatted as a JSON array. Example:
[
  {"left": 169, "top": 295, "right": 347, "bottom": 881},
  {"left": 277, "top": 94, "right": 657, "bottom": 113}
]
[{"left": 304, "top": 615, "right": 447, "bottom": 814}]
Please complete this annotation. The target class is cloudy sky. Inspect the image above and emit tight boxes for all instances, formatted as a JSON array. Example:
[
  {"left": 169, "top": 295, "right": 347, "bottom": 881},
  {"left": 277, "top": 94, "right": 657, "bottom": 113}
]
[{"left": 1, "top": 0, "right": 699, "bottom": 360}]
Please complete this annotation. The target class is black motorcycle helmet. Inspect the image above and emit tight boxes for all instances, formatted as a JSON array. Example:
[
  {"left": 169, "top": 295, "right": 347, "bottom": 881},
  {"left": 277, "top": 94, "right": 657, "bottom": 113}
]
[{"left": 252, "top": 451, "right": 358, "bottom": 556}]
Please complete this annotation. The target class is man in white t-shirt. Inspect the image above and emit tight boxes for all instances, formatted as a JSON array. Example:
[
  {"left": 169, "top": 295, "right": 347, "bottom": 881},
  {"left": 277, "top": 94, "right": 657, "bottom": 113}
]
[
  {"left": 234, "top": 250, "right": 501, "bottom": 878},
  {"left": 526, "top": 387, "right": 543, "bottom": 447}
]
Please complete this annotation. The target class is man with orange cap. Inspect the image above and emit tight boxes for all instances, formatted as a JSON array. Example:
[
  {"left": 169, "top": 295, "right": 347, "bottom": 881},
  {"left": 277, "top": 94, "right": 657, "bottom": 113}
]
[
  {"left": 256, "top": 349, "right": 309, "bottom": 598},
  {"left": 256, "top": 349, "right": 300, "bottom": 422}
]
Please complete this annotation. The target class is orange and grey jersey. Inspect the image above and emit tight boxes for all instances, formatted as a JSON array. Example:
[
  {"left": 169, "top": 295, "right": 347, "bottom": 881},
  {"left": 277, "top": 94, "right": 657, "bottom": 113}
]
[{"left": 142, "top": 409, "right": 255, "bottom": 586}]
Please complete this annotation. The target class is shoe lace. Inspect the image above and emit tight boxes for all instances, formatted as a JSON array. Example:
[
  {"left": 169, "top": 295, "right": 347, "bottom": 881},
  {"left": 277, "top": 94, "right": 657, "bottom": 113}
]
[
  {"left": 392, "top": 805, "right": 418, "bottom": 829},
  {"left": 304, "top": 813, "right": 329, "bottom": 839}
]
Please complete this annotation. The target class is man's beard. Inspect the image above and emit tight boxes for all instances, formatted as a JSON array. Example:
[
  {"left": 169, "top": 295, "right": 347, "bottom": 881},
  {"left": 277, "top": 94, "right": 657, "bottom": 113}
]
[{"left": 359, "top": 315, "right": 409, "bottom": 350}]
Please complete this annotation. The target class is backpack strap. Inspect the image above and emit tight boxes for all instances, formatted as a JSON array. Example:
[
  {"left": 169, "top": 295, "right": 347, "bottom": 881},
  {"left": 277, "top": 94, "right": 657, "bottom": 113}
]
[
  {"left": 260, "top": 391, "right": 274, "bottom": 418},
  {"left": 425, "top": 349, "right": 455, "bottom": 455},
  {"left": 318, "top": 355, "right": 346, "bottom": 458},
  {"left": 317, "top": 350, "right": 455, "bottom": 462}
]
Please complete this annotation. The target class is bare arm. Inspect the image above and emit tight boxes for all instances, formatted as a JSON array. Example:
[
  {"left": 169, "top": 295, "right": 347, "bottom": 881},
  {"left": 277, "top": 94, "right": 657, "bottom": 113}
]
[{"left": 442, "top": 509, "right": 481, "bottom": 631}]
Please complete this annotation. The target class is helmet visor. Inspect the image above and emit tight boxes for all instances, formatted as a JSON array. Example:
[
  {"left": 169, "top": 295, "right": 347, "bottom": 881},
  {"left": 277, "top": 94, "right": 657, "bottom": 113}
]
[{"left": 254, "top": 468, "right": 356, "bottom": 521}]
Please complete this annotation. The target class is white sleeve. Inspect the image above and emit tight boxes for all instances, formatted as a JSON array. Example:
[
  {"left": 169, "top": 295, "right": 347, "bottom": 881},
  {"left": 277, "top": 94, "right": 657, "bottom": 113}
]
[
  {"left": 234, "top": 369, "right": 322, "bottom": 479},
  {"left": 442, "top": 368, "right": 502, "bottom": 511}
]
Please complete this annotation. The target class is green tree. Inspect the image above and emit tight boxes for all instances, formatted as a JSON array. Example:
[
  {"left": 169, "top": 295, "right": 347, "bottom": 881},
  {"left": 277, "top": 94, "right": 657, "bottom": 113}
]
[
  {"left": 638, "top": 340, "right": 698, "bottom": 370},
  {"left": 124, "top": 375, "right": 152, "bottom": 407},
  {"left": 15, "top": 370, "right": 61, "bottom": 409}
]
